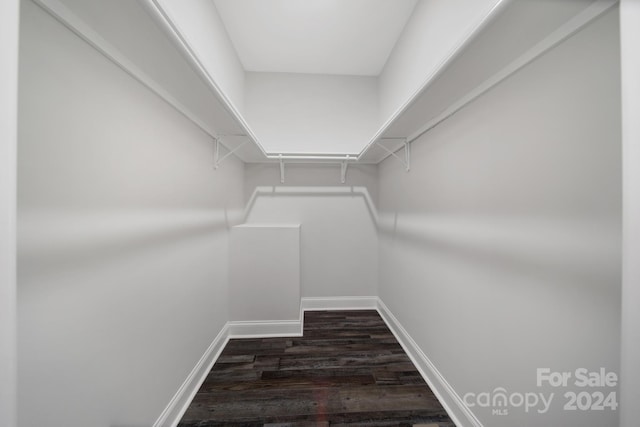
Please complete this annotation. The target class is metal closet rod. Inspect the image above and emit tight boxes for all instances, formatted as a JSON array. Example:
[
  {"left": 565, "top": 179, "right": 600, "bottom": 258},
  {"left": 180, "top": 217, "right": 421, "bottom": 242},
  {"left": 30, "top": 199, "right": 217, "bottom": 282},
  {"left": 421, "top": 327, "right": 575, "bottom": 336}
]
[{"left": 267, "top": 154, "right": 355, "bottom": 161}]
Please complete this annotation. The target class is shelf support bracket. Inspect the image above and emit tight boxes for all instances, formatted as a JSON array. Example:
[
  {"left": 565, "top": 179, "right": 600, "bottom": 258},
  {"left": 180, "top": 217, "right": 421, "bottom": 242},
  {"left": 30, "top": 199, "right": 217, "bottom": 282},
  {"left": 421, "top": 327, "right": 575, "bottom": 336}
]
[
  {"left": 405, "top": 140, "right": 411, "bottom": 172},
  {"left": 213, "top": 137, "right": 220, "bottom": 169},
  {"left": 375, "top": 138, "right": 410, "bottom": 172},
  {"left": 213, "top": 136, "right": 250, "bottom": 169},
  {"left": 279, "top": 154, "right": 285, "bottom": 183},
  {"left": 341, "top": 156, "right": 350, "bottom": 184}
]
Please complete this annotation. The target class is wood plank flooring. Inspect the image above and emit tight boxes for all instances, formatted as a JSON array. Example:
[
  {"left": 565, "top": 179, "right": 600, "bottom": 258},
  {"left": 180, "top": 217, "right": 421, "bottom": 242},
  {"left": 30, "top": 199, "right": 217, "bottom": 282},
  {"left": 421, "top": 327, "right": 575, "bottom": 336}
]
[{"left": 178, "top": 310, "right": 454, "bottom": 427}]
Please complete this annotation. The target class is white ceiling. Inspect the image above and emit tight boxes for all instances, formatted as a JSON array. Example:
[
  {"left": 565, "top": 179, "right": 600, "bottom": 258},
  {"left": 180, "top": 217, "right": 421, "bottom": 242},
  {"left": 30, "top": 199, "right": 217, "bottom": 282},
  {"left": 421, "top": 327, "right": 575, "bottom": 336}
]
[{"left": 212, "top": 0, "right": 418, "bottom": 76}]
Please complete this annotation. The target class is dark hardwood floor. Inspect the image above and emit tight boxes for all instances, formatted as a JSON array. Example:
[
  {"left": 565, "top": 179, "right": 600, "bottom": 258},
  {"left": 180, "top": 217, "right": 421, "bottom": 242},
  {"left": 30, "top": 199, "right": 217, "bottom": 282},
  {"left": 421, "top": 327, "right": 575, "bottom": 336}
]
[{"left": 178, "top": 310, "right": 455, "bottom": 427}]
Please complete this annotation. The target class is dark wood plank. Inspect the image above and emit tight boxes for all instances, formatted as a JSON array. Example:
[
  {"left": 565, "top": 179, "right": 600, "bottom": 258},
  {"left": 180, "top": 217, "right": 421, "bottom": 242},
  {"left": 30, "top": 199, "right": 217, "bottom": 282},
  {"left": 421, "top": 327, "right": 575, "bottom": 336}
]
[{"left": 178, "top": 310, "right": 455, "bottom": 427}]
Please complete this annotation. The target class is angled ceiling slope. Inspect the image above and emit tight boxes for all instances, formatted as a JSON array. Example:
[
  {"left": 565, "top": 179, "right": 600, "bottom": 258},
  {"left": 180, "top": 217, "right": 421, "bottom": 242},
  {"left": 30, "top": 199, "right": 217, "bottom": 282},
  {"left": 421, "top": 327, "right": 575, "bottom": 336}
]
[{"left": 38, "top": 0, "right": 613, "bottom": 166}]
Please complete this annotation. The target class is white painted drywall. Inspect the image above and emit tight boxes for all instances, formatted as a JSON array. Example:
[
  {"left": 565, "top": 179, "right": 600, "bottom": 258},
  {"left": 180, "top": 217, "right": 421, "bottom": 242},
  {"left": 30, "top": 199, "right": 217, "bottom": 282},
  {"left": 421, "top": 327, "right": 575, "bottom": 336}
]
[
  {"left": 245, "top": 72, "right": 379, "bottom": 154},
  {"left": 620, "top": 1, "right": 640, "bottom": 426},
  {"left": 378, "top": 0, "right": 502, "bottom": 123},
  {"left": 17, "top": 2, "right": 244, "bottom": 426},
  {"left": 244, "top": 165, "right": 378, "bottom": 299},
  {"left": 378, "top": 9, "right": 621, "bottom": 427},
  {"left": 153, "top": 0, "right": 245, "bottom": 112},
  {"left": 230, "top": 224, "right": 300, "bottom": 321},
  {"left": 0, "top": 1, "right": 19, "bottom": 426},
  {"left": 243, "top": 189, "right": 378, "bottom": 299}
]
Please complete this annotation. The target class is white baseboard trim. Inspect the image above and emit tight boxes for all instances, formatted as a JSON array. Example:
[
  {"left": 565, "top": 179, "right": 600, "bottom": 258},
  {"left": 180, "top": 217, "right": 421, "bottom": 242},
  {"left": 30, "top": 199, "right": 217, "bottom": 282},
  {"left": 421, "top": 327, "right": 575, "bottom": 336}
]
[
  {"left": 153, "top": 324, "right": 230, "bottom": 427},
  {"left": 301, "top": 296, "right": 379, "bottom": 311},
  {"left": 376, "top": 299, "right": 483, "bottom": 427},
  {"left": 153, "top": 318, "right": 302, "bottom": 427},
  {"left": 227, "top": 319, "right": 303, "bottom": 338}
]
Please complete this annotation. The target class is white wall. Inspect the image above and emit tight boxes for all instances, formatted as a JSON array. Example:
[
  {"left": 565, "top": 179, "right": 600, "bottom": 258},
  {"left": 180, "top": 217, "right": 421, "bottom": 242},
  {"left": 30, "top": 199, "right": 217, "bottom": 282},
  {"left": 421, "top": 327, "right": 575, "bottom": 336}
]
[
  {"left": 17, "top": 2, "right": 244, "bottom": 426},
  {"left": 620, "top": 1, "right": 640, "bottom": 426},
  {"left": 244, "top": 164, "right": 378, "bottom": 298},
  {"left": 378, "top": 9, "right": 621, "bottom": 427},
  {"left": 378, "top": 0, "right": 502, "bottom": 124},
  {"left": 0, "top": 1, "right": 19, "bottom": 426},
  {"left": 154, "top": 0, "right": 245, "bottom": 112},
  {"left": 245, "top": 72, "right": 379, "bottom": 154},
  {"left": 230, "top": 225, "right": 300, "bottom": 321}
]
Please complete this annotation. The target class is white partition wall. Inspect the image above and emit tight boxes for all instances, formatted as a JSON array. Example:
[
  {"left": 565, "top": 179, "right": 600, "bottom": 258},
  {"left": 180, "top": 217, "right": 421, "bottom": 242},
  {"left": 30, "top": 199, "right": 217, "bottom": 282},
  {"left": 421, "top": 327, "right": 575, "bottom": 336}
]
[
  {"left": 230, "top": 224, "right": 301, "bottom": 323},
  {"left": 0, "top": 1, "right": 19, "bottom": 426},
  {"left": 620, "top": 1, "right": 640, "bottom": 426}
]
